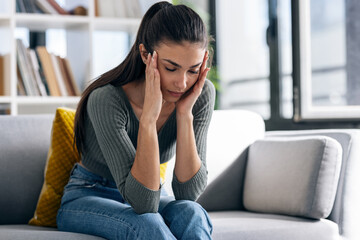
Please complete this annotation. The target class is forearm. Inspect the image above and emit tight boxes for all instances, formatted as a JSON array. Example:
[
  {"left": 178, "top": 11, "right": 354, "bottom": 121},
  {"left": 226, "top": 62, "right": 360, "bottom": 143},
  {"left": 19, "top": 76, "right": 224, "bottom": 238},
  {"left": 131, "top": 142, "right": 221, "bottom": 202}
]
[
  {"left": 174, "top": 113, "right": 202, "bottom": 182},
  {"left": 131, "top": 119, "right": 160, "bottom": 190}
]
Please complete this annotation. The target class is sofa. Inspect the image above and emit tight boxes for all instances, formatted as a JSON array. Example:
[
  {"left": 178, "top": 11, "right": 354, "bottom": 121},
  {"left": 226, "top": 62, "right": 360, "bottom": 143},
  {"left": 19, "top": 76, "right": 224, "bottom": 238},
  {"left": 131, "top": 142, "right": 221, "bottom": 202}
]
[{"left": 1, "top": 110, "right": 360, "bottom": 240}]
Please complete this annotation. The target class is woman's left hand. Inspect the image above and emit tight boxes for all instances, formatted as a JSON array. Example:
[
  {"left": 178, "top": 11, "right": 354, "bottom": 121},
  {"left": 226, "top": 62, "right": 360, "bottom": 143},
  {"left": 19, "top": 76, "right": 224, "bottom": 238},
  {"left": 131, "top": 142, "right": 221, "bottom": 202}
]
[{"left": 176, "top": 51, "right": 210, "bottom": 115}]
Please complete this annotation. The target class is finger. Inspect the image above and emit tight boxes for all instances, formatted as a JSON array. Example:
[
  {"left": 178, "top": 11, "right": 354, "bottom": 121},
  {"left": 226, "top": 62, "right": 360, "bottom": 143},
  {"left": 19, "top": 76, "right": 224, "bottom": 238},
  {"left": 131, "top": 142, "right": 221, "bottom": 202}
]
[
  {"left": 200, "top": 51, "right": 209, "bottom": 73},
  {"left": 200, "top": 67, "right": 210, "bottom": 87},
  {"left": 145, "top": 52, "right": 151, "bottom": 75},
  {"left": 152, "top": 51, "right": 157, "bottom": 69},
  {"left": 193, "top": 67, "right": 209, "bottom": 94},
  {"left": 150, "top": 51, "right": 157, "bottom": 82}
]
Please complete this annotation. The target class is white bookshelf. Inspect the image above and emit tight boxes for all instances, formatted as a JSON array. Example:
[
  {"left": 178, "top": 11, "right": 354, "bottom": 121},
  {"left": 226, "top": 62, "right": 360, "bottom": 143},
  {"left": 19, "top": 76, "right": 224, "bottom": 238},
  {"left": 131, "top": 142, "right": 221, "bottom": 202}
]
[{"left": 0, "top": 0, "right": 145, "bottom": 115}]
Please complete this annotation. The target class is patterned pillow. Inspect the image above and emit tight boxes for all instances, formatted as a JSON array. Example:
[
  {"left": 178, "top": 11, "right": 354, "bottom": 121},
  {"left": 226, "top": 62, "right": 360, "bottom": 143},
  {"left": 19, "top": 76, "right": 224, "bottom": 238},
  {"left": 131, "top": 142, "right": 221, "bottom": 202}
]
[
  {"left": 29, "top": 108, "right": 79, "bottom": 227},
  {"left": 29, "top": 107, "right": 168, "bottom": 227}
]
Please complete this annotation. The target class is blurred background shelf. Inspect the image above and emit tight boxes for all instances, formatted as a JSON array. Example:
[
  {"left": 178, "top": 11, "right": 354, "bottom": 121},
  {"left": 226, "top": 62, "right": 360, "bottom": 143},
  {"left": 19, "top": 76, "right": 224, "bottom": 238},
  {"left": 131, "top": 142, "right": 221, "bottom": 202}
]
[{"left": 0, "top": 0, "right": 152, "bottom": 115}]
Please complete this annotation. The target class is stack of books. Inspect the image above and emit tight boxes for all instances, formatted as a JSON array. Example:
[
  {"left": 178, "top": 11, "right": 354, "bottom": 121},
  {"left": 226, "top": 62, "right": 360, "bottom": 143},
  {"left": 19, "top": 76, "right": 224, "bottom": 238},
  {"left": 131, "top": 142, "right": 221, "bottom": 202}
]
[
  {"left": 16, "top": 0, "right": 86, "bottom": 15},
  {"left": 95, "top": 0, "right": 158, "bottom": 18},
  {"left": 16, "top": 39, "right": 80, "bottom": 97}
]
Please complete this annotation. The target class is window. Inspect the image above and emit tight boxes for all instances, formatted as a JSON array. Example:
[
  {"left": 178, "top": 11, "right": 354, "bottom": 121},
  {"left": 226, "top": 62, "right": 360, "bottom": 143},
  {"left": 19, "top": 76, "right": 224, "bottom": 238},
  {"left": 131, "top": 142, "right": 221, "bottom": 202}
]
[
  {"left": 216, "top": 0, "right": 270, "bottom": 119},
  {"left": 293, "top": 0, "right": 360, "bottom": 120}
]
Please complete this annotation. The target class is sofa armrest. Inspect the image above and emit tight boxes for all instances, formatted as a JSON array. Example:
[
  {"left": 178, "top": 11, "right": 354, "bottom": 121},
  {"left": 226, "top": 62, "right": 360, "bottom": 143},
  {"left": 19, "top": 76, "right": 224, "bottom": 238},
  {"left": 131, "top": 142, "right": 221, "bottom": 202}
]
[
  {"left": 267, "top": 129, "right": 360, "bottom": 240},
  {"left": 197, "top": 148, "right": 249, "bottom": 211}
]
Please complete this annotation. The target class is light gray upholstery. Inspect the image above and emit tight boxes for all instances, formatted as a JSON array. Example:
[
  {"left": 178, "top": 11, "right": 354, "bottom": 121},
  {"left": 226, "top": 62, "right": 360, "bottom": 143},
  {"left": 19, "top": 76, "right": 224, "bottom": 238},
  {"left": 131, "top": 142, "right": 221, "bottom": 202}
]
[
  {"left": 0, "top": 225, "right": 104, "bottom": 240},
  {"left": 0, "top": 115, "right": 106, "bottom": 240},
  {"left": 267, "top": 130, "right": 360, "bottom": 240},
  {"left": 197, "top": 149, "right": 249, "bottom": 211},
  {"left": 243, "top": 136, "right": 342, "bottom": 219},
  {"left": 0, "top": 115, "right": 53, "bottom": 224},
  {"left": 198, "top": 129, "right": 360, "bottom": 240},
  {"left": 209, "top": 211, "right": 339, "bottom": 240},
  {"left": 1, "top": 114, "right": 360, "bottom": 240}
]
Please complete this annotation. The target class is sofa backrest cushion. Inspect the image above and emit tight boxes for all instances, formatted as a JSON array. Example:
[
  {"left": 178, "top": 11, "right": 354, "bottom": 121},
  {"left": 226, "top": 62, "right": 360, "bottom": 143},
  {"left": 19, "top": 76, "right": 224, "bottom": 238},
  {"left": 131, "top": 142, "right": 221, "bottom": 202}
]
[
  {"left": 243, "top": 136, "right": 342, "bottom": 219},
  {"left": 165, "top": 109, "right": 265, "bottom": 197},
  {"left": 0, "top": 115, "right": 53, "bottom": 224},
  {"left": 196, "top": 110, "right": 265, "bottom": 211}
]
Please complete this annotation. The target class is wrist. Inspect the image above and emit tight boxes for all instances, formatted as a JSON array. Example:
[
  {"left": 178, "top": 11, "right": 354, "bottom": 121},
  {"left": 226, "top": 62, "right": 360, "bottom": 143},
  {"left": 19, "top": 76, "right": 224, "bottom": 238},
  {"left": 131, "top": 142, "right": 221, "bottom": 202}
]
[
  {"left": 139, "top": 117, "right": 157, "bottom": 129},
  {"left": 176, "top": 112, "right": 193, "bottom": 122}
]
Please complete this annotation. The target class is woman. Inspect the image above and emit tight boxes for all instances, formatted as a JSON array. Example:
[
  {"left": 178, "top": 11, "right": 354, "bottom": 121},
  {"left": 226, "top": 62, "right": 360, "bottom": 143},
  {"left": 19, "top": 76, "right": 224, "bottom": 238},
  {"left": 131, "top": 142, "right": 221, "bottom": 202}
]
[{"left": 57, "top": 1, "right": 215, "bottom": 239}]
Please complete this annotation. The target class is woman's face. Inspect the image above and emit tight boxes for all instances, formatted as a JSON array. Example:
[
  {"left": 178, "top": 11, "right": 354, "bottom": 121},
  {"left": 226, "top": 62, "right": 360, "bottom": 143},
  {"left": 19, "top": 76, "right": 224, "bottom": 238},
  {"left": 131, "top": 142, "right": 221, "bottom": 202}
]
[{"left": 154, "top": 41, "right": 206, "bottom": 102}]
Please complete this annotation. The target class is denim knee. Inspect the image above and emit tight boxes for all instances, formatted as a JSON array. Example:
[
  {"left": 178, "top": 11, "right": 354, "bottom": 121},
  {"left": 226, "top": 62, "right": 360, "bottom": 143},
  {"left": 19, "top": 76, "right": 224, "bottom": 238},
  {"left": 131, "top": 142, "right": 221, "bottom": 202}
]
[
  {"left": 161, "top": 200, "right": 213, "bottom": 239},
  {"left": 129, "top": 212, "right": 176, "bottom": 239}
]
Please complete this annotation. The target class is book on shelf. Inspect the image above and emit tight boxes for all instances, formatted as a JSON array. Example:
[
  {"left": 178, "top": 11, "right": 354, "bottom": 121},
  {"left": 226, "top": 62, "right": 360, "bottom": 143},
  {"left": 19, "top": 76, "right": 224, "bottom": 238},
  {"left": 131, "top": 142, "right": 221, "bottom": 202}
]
[
  {"left": 96, "top": 0, "right": 142, "bottom": 18},
  {"left": 50, "top": 53, "right": 68, "bottom": 96},
  {"left": 124, "top": 0, "right": 142, "bottom": 18},
  {"left": 113, "top": 0, "right": 128, "bottom": 18},
  {"left": 15, "top": 40, "right": 79, "bottom": 97},
  {"left": 57, "top": 56, "right": 77, "bottom": 96},
  {"left": 17, "top": 0, "right": 45, "bottom": 14},
  {"left": 17, "top": 67, "right": 27, "bottom": 96},
  {"left": 35, "top": 46, "right": 61, "bottom": 96},
  {"left": 16, "top": 0, "right": 26, "bottom": 13},
  {"left": 96, "top": 0, "right": 116, "bottom": 18},
  {"left": 61, "top": 57, "right": 80, "bottom": 96},
  {"left": 28, "top": 49, "right": 48, "bottom": 96},
  {"left": 16, "top": 39, "right": 41, "bottom": 96},
  {"left": 17, "top": 0, "right": 84, "bottom": 15},
  {"left": 46, "top": 0, "right": 69, "bottom": 15},
  {"left": 0, "top": 54, "right": 9, "bottom": 96},
  {"left": 0, "top": 55, "right": 4, "bottom": 96},
  {"left": 0, "top": 104, "right": 11, "bottom": 115},
  {"left": 35, "top": 46, "right": 80, "bottom": 97},
  {"left": 94, "top": 0, "right": 99, "bottom": 17},
  {"left": 35, "top": 0, "right": 60, "bottom": 15}
]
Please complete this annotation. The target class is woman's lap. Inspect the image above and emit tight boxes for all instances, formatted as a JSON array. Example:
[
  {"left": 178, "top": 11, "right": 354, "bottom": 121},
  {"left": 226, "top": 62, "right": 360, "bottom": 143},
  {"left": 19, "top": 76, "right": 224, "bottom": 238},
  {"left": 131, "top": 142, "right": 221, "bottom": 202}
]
[
  {"left": 57, "top": 195, "right": 176, "bottom": 239},
  {"left": 57, "top": 164, "right": 212, "bottom": 240}
]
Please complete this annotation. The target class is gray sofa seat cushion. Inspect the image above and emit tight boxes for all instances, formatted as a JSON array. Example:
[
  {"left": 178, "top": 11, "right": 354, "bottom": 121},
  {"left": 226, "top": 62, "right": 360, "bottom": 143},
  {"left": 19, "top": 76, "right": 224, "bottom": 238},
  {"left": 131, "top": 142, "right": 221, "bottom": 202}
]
[
  {"left": 209, "top": 211, "right": 339, "bottom": 240},
  {"left": 0, "top": 225, "right": 105, "bottom": 240},
  {"left": 243, "top": 136, "right": 342, "bottom": 219}
]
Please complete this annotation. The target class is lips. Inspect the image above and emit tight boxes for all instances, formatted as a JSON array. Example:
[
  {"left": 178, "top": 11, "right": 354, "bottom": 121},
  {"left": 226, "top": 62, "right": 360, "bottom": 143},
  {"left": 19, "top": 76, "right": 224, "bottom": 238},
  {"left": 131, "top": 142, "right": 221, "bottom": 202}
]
[{"left": 168, "top": 90, "right": 184, "bottom": 98}]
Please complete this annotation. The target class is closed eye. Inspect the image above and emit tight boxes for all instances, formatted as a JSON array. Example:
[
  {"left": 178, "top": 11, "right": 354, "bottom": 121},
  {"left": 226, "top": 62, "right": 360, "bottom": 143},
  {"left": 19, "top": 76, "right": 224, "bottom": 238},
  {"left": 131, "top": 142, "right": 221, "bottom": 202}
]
[
  {"left": 189, "top": 70, "right": 199, "bottom": 74},
  {"left": 166, "top": 67, "right": 176, "bottom": 72}
]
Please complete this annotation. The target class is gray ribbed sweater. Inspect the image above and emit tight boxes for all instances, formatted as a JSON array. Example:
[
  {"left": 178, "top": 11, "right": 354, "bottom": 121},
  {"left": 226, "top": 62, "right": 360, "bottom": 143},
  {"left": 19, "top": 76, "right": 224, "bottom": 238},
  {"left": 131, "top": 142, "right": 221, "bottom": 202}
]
[{"left": 82, "top": 79, "right": 215, "bottom": 214}]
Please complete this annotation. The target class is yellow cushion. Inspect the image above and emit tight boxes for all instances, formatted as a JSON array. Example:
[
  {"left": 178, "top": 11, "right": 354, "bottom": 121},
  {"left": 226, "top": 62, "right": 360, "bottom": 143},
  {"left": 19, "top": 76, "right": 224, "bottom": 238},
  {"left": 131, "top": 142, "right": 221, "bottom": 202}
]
[{"left": 29, "top": 107, "right": 168, "bottom": 227}]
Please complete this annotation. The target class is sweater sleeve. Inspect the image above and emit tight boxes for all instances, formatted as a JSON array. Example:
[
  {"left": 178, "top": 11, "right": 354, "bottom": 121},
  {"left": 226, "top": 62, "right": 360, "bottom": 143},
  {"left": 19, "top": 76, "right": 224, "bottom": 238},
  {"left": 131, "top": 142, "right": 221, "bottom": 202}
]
[
  {"left": 172, "top": 80, "right": 216, "bottom": 200},
  {"left": 87, "top": 85, "right": 161, "bottom": 214}
]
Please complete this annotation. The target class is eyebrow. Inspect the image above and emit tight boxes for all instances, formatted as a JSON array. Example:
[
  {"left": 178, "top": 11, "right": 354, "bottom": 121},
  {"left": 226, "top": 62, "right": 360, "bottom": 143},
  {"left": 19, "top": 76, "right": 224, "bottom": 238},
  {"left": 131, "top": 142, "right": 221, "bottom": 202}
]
[{"left": 162, "top": 59, "right": 202, "bottom": 69}]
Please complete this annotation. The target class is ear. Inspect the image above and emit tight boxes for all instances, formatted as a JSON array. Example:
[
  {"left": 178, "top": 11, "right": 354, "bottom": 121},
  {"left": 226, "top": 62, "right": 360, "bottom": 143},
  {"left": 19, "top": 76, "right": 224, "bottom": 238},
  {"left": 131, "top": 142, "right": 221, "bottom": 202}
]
[{"left": 139, "top": 44, "right": 149, "bottom": 64}]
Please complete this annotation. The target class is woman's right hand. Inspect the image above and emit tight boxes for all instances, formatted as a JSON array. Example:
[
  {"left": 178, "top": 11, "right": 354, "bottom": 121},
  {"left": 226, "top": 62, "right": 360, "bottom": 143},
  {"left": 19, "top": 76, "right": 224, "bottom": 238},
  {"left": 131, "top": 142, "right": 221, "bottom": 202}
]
[{"left": 141, "top": 51, "right": 163, "bottom": 123}]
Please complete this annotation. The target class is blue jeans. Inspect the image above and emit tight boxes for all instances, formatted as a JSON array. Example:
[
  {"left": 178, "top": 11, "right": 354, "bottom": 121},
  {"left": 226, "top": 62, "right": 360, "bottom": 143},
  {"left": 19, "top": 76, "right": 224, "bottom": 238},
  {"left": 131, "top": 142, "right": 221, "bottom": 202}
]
[{"left": 56, "top": 163, "right": 213, "bottom": 240}]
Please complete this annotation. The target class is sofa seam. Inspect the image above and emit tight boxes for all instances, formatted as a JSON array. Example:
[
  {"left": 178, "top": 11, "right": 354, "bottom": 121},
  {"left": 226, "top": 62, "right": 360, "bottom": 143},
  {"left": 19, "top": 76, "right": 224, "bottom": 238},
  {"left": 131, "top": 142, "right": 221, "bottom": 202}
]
[{"left": 309, "top": 138, "right": 327, "bottom": 218}]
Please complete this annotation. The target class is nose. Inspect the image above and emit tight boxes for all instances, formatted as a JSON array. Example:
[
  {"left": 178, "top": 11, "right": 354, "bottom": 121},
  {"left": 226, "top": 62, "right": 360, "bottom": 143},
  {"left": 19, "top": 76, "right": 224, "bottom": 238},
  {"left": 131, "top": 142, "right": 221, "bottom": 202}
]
[{"left": 174, "top": 73, "right": 187, "bottom": 90}]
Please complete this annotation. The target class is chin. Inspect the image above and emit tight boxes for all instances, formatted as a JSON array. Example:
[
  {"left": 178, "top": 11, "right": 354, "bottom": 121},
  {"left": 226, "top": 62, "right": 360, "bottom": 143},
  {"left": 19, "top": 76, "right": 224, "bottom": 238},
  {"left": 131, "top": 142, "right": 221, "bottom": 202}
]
[{"left": 163, "top": 95, "right": 179, "bottom": 103}]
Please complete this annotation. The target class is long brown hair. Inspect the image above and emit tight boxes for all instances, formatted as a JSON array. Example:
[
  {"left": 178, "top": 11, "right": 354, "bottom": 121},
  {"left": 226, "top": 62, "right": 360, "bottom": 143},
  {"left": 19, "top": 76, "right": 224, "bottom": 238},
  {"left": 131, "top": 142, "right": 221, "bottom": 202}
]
[{"left": 74, "top": 1, "right": 210, "bottom": 155}]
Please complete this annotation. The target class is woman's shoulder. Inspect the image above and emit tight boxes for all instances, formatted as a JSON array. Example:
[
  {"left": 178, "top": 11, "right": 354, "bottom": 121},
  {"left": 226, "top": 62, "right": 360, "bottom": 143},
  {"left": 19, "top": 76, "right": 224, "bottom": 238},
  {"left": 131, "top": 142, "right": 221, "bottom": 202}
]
[
  {"left": 88, "top": 84, "right": 125, "bottom": 103},
  {"left": 203, "top": 79, "right": 216, "bottom": 97},
  {"left": 87, "top": 84, "right": 130, "bottom": 115},
  {"left": 197, "top": 79, "right": 216, "bottom": 104},
  {"left": 192, "top": 79, "right": 216, "bottom": 115}
]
